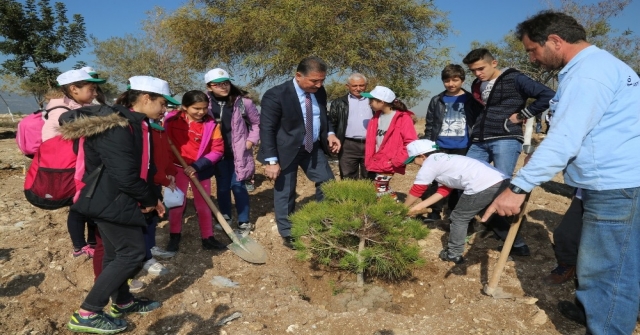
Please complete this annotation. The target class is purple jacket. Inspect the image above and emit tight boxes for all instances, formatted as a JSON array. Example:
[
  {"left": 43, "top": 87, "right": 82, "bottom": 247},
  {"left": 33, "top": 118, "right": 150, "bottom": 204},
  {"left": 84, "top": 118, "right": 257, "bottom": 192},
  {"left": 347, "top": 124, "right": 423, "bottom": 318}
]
[{"left": 208, "top": 96, "right": 260, "bottom": 181}]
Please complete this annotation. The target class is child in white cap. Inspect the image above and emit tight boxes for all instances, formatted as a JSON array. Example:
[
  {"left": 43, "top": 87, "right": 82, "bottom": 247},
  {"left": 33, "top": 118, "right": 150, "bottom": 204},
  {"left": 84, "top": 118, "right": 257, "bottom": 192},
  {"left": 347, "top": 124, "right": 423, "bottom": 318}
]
[
  {"left": 361, "top": 86, "right": 417, "bottom": 199},
  {"left": 404, "top": 139, "right": 527, "bottom": 264}
]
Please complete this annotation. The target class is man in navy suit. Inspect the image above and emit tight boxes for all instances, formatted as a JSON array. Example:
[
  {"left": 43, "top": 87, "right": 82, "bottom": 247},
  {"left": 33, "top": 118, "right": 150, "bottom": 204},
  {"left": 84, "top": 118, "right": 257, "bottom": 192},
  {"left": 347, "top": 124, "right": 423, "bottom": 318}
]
[{"left": 259, "top": 56, "right": 341, "bottom": 249}]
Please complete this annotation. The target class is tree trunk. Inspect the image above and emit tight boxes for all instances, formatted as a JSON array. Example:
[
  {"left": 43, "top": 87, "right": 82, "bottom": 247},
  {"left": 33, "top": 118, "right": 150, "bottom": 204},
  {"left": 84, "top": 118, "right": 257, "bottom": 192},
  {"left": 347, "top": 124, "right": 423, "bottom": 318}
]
[{"left": 356, "top": 236, "right": 365, "bottom": 287}]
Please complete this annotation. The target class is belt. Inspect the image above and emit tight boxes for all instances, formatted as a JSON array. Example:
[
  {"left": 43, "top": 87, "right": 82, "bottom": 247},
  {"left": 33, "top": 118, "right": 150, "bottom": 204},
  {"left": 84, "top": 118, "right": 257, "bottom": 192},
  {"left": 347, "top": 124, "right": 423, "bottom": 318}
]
[{"left": 345, "top": 137, "right": 366, "bottom": 143}]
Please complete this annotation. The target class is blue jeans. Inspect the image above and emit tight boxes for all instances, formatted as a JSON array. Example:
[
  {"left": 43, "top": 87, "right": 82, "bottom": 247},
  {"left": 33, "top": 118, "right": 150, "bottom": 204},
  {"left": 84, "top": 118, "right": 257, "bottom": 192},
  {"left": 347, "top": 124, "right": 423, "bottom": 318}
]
[
  {"left": 466, "top": 138, "right": 522, "bottom": 176},
  {"left": 577, "top": 187, "right": 640, "bottom": 335},
  {"left": 214, "top": 158, "right": 250, "bottom": 223}
]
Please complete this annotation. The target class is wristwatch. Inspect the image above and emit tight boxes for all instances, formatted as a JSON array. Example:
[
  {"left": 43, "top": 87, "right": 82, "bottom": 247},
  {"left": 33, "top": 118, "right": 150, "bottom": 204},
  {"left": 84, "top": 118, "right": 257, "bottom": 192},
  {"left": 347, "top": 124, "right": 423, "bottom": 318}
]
[
  {"left": 268, "top": 160, "right": 278, "bottom": 165},
  {"left": 509, "top": 183, "right": 528, "bottom": 194}
]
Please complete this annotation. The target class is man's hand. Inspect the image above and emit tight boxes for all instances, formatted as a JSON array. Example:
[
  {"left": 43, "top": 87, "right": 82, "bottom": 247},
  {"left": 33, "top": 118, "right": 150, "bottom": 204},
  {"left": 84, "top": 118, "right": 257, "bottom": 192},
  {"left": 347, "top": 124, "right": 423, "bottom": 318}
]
[
  {"left": 328, "top": 134, "right": 341, "bottom": 153},
  {"left": 509, "top": 113, "right": 524, "bottom": 124},
  {"left": 481, "top": 188, "right": 527, "bottom": 222},
  {"left": 264, "top": 163, "right": 281, "bottom": 180}
]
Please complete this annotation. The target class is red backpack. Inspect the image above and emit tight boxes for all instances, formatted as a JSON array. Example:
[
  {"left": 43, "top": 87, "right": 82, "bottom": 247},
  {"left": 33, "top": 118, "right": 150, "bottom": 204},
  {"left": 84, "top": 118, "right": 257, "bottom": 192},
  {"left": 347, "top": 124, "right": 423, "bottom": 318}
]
[
  {"left": 23, "top": 106, "right": 106, "bottom": 210},
  {"left": 15, "top": 106, "right": 71, "bottom": 158}
]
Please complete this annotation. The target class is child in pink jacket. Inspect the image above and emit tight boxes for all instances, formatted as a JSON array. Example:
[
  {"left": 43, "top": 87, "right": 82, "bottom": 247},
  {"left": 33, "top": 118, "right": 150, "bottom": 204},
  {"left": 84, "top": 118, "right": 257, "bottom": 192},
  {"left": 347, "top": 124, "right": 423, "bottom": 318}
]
[{"left": 362, "top": 86, "right": 418, "bottom": 199}]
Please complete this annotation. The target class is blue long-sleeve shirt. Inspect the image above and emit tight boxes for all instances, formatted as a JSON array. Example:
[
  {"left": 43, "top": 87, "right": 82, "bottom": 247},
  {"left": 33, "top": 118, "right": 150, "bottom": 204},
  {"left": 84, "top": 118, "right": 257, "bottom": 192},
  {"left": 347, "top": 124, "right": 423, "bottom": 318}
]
[{"left": 513, "top": 45, "right": 640, "bottom": 192}]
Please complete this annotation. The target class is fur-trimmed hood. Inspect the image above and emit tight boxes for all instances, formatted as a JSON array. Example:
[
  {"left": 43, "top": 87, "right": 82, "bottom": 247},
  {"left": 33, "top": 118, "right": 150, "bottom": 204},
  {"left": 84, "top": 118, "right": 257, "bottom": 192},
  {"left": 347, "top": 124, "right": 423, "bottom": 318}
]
[{"left": 58, "top": 105, "right": 144, "bottom": 140}]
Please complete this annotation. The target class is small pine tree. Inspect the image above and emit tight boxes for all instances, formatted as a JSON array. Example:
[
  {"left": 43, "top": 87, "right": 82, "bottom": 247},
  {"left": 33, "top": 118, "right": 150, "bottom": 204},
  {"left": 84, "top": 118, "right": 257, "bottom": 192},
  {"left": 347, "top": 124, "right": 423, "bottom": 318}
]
[{"left": 290, "top": 179, "right": 429, "bottom": 286}]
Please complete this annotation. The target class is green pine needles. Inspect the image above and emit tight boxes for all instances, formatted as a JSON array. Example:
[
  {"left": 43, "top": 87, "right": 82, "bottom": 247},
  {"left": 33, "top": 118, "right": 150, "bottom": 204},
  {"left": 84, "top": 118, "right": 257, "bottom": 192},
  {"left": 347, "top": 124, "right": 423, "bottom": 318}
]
[{"left": 290, "top": 179, "right": 429, "bottom": 286}]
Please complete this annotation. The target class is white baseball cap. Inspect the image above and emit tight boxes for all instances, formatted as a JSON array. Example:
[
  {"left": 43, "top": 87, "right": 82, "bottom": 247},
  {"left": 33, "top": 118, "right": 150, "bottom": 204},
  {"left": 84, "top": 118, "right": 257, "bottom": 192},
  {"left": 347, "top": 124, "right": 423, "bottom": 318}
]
[
  {"left": 405, "top": 140, "right": 440, "bottom": 164},
  {"left": 361, "top": 86, "right": 396, "bottom": 103},
  {"left": 204, "top": 68, "right": 233, "bottom": 84},
  {"left": 56, "top": 69, "right": 106, "bottom": 86},
  {"left": 128, "top": 76, "right": 180, "bottom": 105},
  {"left": 81, "top": 66, "right": 97, "bottom": 75}
]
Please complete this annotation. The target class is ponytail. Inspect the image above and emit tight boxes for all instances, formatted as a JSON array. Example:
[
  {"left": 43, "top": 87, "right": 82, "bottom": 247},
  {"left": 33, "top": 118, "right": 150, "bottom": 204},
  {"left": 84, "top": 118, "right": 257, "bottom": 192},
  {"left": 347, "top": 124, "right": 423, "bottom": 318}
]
[
  {"left": 115, "top": 89, "right": 162, "bottom": 108},
  {"left": 390, "top": 99, "right": 408, "bottom": 111}
]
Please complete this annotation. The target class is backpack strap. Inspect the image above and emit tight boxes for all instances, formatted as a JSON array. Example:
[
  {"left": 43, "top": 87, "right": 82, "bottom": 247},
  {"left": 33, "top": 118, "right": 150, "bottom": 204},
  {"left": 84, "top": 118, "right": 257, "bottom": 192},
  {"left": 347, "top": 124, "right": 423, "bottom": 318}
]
[
  {"left": 237, "top": 97, "right": 251, "bottom": 130},
  {"left": 43, "top": 106, "right": 71, "bottom": 120}
]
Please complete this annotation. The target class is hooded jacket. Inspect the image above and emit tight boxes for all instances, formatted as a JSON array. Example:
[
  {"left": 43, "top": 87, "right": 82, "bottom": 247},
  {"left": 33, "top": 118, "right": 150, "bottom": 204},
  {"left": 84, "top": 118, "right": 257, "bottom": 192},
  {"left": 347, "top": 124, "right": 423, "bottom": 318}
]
[
  {"left": 59, "top": 105, "right": 158, "bottom": 227},
  {"left": 208, "top": 96, "right": 260, "bottom": 181},
  {"left": 364, "top": 110, "right": 418, "bottom": 174}
]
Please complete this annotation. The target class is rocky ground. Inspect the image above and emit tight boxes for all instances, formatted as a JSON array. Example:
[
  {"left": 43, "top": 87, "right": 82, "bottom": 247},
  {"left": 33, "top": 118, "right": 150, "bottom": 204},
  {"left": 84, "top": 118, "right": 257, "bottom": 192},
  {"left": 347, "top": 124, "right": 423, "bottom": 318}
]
[{"left": 0, "top": 115, "right": 638, "bottom": 334}]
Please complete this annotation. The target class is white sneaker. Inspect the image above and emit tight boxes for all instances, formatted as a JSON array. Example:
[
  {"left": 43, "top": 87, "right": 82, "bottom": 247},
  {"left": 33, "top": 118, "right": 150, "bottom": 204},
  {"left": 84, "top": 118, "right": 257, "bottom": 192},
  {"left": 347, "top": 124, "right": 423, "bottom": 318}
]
[
  {"left": 143, "top": 258, "right": 169, "bottom": 276},
  {"left": 150, "top": 246, "right": 176, "bottom": 259}
]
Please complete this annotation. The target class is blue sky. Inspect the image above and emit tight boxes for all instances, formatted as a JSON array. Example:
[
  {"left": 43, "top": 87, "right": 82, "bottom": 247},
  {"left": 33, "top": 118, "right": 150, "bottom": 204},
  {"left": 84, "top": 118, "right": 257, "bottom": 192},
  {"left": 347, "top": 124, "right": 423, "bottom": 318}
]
[{"left": 1, "top": 0, "right": 639, "bottom": 114}]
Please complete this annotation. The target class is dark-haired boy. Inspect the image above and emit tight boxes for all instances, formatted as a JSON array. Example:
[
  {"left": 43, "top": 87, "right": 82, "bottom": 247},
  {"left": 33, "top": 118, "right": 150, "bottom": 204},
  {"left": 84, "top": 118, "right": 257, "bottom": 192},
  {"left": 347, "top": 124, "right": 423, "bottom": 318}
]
[{"left": 422, "top": 64, "right": 481, "bottom": 220}]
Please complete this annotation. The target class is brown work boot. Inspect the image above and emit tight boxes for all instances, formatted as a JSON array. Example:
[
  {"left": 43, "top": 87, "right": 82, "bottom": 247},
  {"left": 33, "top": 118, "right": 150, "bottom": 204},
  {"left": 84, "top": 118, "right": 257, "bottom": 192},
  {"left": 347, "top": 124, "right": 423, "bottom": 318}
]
[{"left": 543, "top": 264, "right": 576, "bottom": 284}]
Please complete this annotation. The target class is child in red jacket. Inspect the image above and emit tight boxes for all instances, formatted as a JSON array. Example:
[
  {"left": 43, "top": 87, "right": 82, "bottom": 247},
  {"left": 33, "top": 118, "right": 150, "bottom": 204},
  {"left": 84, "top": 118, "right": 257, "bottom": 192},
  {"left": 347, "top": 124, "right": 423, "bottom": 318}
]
[{"left": 362, "top": 86, "right": 418, "bottom": 199}]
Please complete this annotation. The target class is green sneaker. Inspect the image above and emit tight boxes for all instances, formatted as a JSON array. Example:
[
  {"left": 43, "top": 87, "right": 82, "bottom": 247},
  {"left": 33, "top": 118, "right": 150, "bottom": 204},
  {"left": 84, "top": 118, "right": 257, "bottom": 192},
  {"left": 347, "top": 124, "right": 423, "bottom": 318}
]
[
  {"left": 109, "top": 298, "right": 161, "bottom": 318},
  {"left": 67, "top": 311, "right": 127, "bottom": 334}
]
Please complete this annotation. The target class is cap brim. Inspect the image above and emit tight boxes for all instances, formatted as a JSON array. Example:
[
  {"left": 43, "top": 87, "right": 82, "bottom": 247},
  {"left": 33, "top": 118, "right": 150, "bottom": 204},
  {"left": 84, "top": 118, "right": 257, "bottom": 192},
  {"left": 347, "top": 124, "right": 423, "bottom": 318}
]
[
  {"left": 163, "top": 95, "right": 181, "bottom": 105},
  {"left": 404, "top": 156, "right": 416, "bottom": 165},
  {"left": 360, "top": 92, "right": 374, "bottom": 99},
  {"left": 86, "top": 78, "right": 106, "bottom": 84},
  {"left": 210, "top": 77, "right": 233, "bottom": 83}
]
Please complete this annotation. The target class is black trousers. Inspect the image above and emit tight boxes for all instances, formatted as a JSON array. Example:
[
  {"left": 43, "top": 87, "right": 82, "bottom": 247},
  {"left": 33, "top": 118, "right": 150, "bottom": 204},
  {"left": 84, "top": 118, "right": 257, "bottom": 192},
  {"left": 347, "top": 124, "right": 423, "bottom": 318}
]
[
  {"left": 338, "top": 138, "right": 374, "bottom": 180},
  {"left": 274, "top": 142, "right": 335, "bottom": 237},
  {"left": 553, "top": 196, "right": 584, "bottom": 265},
  {"left": 81, "top": 220, "right": 145, "bottom": 311},
  {"left": 67, "top": 209, "right": 96, "bottom": 250}
]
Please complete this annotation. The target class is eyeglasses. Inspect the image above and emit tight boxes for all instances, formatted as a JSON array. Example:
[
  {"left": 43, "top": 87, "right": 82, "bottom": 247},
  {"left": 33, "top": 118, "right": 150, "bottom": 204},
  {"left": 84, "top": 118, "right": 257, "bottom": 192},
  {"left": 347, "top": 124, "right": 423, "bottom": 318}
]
[{"left": 211, "top": 81, "right": 230, "bottom": 88}]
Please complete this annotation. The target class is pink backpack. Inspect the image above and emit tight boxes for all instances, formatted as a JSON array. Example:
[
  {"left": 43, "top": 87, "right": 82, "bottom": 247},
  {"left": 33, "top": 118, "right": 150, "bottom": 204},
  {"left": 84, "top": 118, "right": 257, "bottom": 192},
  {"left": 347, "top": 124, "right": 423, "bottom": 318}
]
[{"left": 16, "top": 106, "right": 70, "bottom": 158}]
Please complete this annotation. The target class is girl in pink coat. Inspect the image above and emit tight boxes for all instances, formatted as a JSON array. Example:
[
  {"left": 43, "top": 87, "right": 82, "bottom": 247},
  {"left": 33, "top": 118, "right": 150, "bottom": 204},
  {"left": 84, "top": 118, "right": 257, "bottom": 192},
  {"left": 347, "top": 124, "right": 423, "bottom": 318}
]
[{"left": 362, "top": 86, "right": 418, "bottom": 199}]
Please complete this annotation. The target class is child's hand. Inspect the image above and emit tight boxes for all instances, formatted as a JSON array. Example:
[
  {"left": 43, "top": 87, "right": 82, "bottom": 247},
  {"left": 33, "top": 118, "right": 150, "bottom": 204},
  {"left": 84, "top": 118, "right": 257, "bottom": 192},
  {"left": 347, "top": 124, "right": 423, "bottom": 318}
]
[
  {"left": 184, "top": 166, "right": 197, "bottom": 178},
  {"left": 155, "top": 200, "right": 166, "bottom": 217},
  {"left": 246, "top": 140, "right": 253, "bottom": 150},
  {"left": 167, "top": 175, "right": 176, "bottom": 191}
]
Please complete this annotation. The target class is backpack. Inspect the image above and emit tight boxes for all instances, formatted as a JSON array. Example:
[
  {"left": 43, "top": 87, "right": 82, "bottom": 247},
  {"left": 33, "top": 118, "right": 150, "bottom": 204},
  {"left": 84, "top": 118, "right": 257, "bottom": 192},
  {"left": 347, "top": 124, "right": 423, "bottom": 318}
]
[
  {"left": 23, "top": 106, "right": 109, "bottom": 210},
  {"left": 15, "top": 106, "right": 71, "bottom": 158}
]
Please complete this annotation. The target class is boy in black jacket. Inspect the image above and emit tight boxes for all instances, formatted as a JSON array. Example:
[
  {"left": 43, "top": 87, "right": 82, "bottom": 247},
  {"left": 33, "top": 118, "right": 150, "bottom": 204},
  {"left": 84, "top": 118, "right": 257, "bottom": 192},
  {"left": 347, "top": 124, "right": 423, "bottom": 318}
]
[{"left": 422, "top": 64, "right": 480, "bottom": 221}]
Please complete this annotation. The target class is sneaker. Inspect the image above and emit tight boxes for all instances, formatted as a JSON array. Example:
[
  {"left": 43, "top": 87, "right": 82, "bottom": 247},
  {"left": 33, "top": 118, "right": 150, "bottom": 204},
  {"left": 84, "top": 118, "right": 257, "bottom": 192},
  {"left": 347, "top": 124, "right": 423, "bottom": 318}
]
[
  {"left": 237, "top": 222, "right": 254, "bottom": 237},
  {"left": 439, "top": 249, "right": 464, "bottom": 264},
  {"left": 67, "top": 310, "right": 127, "bottom": 334},
  {"left": 215, "top": 214, "right": 233, "bottom": 230},
  {"left": 150, "top": 246, "right": 176, "bottom": 259},
  {"left": 543, "top": 264, "right": 576, "bottom": 285},
  {"left": 202, "top": 236, "right": 227, "bottom": 250},
  {"left": 128, "top": 279, "right": 144, "bottom": 293},
  {"left": 109, "top": 298, "right": 162, "bottom": 318},
  {"left": 165, "top": 233, "right": 181, "bottom": 252},
  {"left": 497, "top": 244, "right": 531, "bottom": 256},
  {"left": 143, "top": 258, "right": 169, "bottom": 276},
  {"left": 245, "top": 181, "right": 255, "bottom": 192},
  {"left": 72, "top": 245, "right": 95, "bottom": 258}
]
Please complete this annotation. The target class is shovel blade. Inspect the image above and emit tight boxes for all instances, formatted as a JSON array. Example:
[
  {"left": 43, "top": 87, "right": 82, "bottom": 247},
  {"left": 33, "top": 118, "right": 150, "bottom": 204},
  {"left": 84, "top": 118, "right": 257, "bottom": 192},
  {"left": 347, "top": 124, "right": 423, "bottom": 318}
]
[
  {"left": 226, "top": 235, "right": 267, "bottom": 264},
  {"left": 483, "top": 284, "right": 514, "bottom": 299}
]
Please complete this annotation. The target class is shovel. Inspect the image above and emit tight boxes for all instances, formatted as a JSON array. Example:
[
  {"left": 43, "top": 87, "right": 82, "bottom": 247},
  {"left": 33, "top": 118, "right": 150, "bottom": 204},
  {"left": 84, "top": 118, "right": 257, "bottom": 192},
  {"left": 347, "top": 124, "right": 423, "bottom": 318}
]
[
  {"left": 483, "top": 117, "right": 537, "bottom": 298},
  {"left": 168, "top": 139, "right": 267, "bottom": 264}
]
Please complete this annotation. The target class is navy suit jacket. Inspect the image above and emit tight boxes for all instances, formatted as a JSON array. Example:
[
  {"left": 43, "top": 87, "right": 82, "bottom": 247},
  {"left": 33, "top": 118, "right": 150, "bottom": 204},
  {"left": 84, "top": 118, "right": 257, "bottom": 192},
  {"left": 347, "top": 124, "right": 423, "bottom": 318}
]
[{"left": 258, "top": 79, "right": 333, "bottom": 170}]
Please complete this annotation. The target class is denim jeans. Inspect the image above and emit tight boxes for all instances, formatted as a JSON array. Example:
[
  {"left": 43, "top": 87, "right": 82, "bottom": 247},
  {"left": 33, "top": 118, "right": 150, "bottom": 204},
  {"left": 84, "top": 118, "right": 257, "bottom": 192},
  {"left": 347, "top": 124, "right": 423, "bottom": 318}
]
[
  {"left": 466, "top": 138, "right": 522, "bottom": 176},
  {"left": 214, "top": 158, "right": 250, "bottom": 223},
  {"left": 577, "top": 187, "right": 640, "bottom": 335}
]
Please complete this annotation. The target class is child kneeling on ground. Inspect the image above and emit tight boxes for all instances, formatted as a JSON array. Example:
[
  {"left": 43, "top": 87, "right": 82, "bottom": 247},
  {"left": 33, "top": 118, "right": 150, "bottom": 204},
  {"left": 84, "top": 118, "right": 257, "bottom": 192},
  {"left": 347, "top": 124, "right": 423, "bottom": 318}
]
[{"left": 403, "top": 139, "right": 528, "bottom": 264}]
